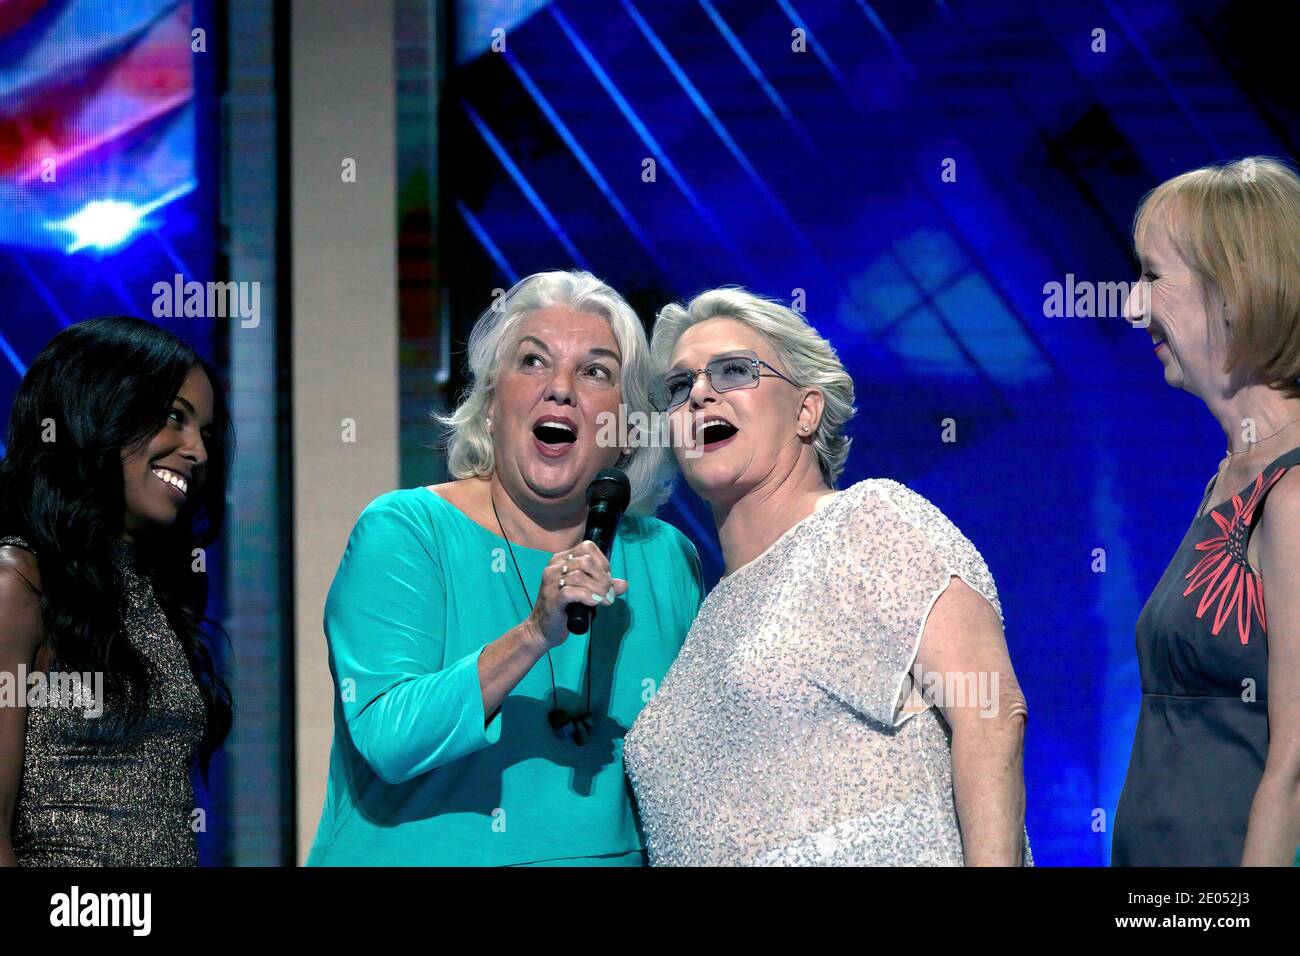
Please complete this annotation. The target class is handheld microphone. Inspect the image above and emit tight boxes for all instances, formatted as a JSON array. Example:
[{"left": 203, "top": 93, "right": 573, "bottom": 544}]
[{"left": 565, "top": 467, "right": 631, "bottom": 636}]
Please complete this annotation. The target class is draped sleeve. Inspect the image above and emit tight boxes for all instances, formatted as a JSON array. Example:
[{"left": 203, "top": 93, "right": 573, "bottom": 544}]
[{"left": 802, "top": 479, "right": 1003, "bottom": 730}]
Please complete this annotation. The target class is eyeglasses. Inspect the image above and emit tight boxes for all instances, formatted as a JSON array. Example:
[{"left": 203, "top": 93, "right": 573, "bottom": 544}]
[{"left": 649, "top": 350, "right": 797, "bottom": 412}]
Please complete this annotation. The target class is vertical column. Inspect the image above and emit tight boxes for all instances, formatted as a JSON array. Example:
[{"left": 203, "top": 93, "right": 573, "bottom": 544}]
[
  {"left": 225, "top": 0, "right": 290, "bottom": 865},
  {"left": 290, "top": 0, "right": 399, "bottom": 863}
]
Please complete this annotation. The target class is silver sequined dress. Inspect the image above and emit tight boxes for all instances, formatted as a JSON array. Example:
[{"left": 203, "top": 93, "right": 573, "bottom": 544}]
[
  {"left": 622, "top": 480, "right": 1033, "bottom": 866},
  {"left": 1, "top": 535, "right": 206, "bottom": 866}
]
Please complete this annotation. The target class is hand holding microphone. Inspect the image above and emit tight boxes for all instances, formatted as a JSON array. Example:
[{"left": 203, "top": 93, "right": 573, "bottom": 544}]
[
  {"left": 525, "top": 468, "right": 632, "bottom": 649},
  {"left": 527, "top": 541, "right": 627, "bottom": 649},
  {"left": 565, "top": 468, "right": 631, "bottom": 636}
]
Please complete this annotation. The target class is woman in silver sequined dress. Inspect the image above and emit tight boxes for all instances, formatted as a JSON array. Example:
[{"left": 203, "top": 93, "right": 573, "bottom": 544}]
[
  {"left": 622, "top": 289, "right": 1032, "bottom": 866},
  {"left": 0, "top": 317, "right": 233, "bottom": 866}
]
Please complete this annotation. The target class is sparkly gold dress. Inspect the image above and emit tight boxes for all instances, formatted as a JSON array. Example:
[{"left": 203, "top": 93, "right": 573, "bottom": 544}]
[
  {"left": 622, "top": 480, "right": 1034, "bottom": 866},
  {"left": 1, "top": 536, "right": 207, "bottom": 866}
]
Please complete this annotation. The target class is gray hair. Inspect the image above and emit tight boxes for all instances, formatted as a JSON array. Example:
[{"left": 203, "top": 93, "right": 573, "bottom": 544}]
[
  {"left": 436, "top": 270, "right": 672, "bottom": 515},
  {"left": 651, "top": 287, "right": 856, "bottom": 486}
]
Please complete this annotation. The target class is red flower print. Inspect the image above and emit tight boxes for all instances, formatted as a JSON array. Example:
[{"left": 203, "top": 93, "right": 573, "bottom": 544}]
[{"left": 1183, "top": 467, "right": 1289, "bottom": 644}]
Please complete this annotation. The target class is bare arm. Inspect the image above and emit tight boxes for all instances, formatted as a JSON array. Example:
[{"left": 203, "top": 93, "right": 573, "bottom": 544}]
[
  {"left": 0, "top": 546, "right": 43, "bottom": 867},
  {"left": 915, "top": 576, "right": 1029, "bottom": 866},
  {"left": 1242, "top": 474, "right": 1300, "bottom": 866}
]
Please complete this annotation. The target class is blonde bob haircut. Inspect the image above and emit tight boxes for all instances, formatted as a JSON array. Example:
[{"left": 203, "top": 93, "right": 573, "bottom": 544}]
[
  {"left": 1134, "top": 155, "right": 1300, "bottom": 397},
  {"left": 435, "top": 270, "right": 672, "bottom": 516},
  {"left": 651, "top": 287, "right": 857, "bottom": 486}
]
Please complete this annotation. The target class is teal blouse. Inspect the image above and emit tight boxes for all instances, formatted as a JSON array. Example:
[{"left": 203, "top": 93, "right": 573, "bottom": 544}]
[{"left": 306, "top": 486, "right": 703, "bottom": 866}]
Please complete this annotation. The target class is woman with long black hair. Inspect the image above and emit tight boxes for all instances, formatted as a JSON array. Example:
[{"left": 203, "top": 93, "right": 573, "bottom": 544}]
[{"left": 0, "top": 316, "right": 233, "bottom": 866}]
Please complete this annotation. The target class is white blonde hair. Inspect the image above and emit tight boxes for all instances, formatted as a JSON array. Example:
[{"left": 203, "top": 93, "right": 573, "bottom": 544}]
[
  {"left": 651, "top": 287, "right": 856, "bottom": 485},
  {"left": 436, "top": 270, "right": 672, "bottom": 515}
]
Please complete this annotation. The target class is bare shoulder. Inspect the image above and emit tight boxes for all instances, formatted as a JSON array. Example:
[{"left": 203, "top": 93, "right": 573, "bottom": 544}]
[
  {"left": 0, "top": 545, "right": 43, "bottom": 654},
  {"left": 0, "top": 545, "right": 41, "bottom": 595},
  {"left": 1258, "top": 466, "right": 1300, "bottom": 554},
  {"left": 1265, "top": 464, "right": 1300, "bottom": 509}
]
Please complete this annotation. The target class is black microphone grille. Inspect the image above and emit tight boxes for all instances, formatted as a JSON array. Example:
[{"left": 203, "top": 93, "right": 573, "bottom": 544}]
[{"left": 587, "top": 468, "right": 631, "bottom": 509}]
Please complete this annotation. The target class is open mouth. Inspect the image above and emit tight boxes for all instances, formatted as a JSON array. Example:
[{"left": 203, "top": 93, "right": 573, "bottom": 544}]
[
  {"left": 696, "top": 416, "right": 739, "bottom": 450},
  {"left": 151, "top": 466, "right": 189, "bottom": 498},
  {"left": 1148, "top": 320, "right": 1168, "bottom": 353},
  {"left": 532, "top": 416, "right": 578, "bottom": 458}
]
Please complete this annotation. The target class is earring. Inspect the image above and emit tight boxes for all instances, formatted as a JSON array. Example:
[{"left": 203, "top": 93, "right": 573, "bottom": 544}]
[
  {"left": 487, "top": 417, "right": 492, "bottom": 429},
  {"left": 800, "top": 423, "right": 809, "bottom": 433}
]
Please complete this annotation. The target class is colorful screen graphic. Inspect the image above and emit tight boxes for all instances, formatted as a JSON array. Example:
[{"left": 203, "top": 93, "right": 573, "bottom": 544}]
[{"left": 0, "top": 0, "right": 225, "bottom": 861}]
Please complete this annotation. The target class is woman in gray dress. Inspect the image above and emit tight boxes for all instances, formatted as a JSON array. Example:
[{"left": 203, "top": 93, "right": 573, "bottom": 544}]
[
  {"left": 0, "top": 317, "right": 232, "bottom": 866},
  {"left": 1112, "top": 157, "right": 1300, "bottom": 866},
  {"left": 622, "top": 289, "right": 1031, "bottom": 865}
]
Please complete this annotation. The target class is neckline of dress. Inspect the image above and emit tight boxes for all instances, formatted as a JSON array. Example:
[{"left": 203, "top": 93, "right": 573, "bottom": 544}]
[
  {"left": 715, "top": 485, "right": 851, "bottom": 588},
  {"left": 1195, "top": 444, "right": 1300, "bottom": 520},
  {"left": 421, "top": 485, "right": 568, "bottom": 558}
]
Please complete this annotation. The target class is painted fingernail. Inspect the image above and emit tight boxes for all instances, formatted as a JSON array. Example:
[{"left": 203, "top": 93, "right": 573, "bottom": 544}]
[
  {"left": 605, "top": 588, "right": 616, "bottom": 604},
  {"left": 591, "top": 592, "right": 604, "bottom": 603}
]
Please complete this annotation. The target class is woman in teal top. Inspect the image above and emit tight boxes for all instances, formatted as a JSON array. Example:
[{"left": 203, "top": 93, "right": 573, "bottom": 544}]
[{"left": 307, "top": 271, "right": 703, "bottom": 866}]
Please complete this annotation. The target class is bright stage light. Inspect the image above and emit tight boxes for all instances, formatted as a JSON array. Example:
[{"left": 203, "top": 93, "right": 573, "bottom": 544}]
[
  {"left": 46, "top": 199, "right": 147, "bottom": 253},
  {"left": 44, "top": 182, "right": 194, "bottom": 255}
]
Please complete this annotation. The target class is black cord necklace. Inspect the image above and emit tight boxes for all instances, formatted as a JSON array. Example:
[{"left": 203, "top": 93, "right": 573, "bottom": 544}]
[{"left": 490, "top": 486, "right": 594, "bottom": 745}]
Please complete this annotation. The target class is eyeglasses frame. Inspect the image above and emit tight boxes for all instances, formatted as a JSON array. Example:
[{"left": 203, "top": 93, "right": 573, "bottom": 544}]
[{"left": 653, "top": 351, "right": 798, "bottom": 413}]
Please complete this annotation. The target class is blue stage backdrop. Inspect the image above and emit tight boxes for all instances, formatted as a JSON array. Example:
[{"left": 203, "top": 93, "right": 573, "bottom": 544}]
[
  {"left": 0, "top": 0, "right": 226, "bottom": 862},
  {"left": 433, "top": 0, "right": 1299, "bottom": 865}
]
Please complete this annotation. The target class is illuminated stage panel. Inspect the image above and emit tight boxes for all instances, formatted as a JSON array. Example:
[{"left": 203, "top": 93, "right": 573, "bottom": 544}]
[{"left": 0, "top": 0, "right": 196, "bottom": 254}]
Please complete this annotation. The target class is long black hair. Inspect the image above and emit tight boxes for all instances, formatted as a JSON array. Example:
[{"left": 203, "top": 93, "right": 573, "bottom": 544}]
[{"left": 0, "top": 316, "right": 233, "bottom": 775}]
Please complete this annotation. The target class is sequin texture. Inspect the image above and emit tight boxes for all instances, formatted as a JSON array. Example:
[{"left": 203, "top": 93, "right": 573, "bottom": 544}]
[
  {"left": 2, "top": 535, "right": 207, "bottom": 866},
  {"left": 622, "top": 480, "right": 1033, "bottom": 866}
]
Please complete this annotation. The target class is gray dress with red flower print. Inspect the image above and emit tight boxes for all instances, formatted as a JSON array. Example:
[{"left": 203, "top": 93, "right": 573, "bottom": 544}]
[{"left": 1112, "top": 446, "right": 1300, "bottom": 865}]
